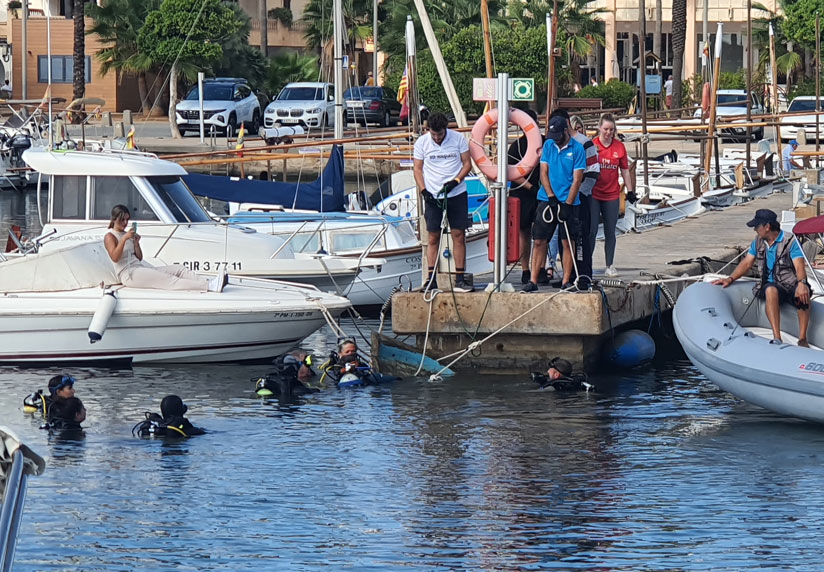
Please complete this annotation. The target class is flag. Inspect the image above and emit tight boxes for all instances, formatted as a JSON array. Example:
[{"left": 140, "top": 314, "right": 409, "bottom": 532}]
[
  {"left": 236, "top": 122, "right": 245, "bottom": 151},
  {"left": 398, "top": 65, "right": 409, "bottom": 122},
  {"left": 126, "top": 125, "right": 135, "bottom": 150}
]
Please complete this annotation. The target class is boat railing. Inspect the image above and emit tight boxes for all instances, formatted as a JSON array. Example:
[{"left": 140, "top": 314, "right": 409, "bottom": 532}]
[{"left": 0, "top": 428, "right": 45, "bottom": 572}]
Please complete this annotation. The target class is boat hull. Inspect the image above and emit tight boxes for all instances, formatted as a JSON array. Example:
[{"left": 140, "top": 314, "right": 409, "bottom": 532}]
[
  {"left": 674, "top": 281, "right": 824, "bottom": 423},
  {"left": 0, "top": 278, "right": 350, "bottom": 364}
]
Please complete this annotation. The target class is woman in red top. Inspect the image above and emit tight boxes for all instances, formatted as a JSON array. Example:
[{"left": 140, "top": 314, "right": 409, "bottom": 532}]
[{"left": 589, "top": 113, "right": 633, "bottom": 276}]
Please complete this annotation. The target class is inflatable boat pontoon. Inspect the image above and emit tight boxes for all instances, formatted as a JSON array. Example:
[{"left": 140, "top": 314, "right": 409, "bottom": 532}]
[{"left": 673, "top": 280, "right": 824, "bottom": 423}]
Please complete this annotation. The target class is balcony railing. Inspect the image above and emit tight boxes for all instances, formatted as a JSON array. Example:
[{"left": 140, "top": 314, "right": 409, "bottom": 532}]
[{"left": 251, "top": 19, "right": 310, "bottom": 33}]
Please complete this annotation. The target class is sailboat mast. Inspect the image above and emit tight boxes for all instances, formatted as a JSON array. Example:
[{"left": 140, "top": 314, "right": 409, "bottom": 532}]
[
  {"left": 769, "top": 23, "right": 782, "bottom": 171},
  {"left": 746, "top": 0, "right": 752, "bottom": 169},
  {"left": 639, "top": 0, "right": 649, "bottom": 190},
  {"left": 704, "top": 23, "right": 723, "bottom": 180},
  {"left": 405, "top": 15, "right": 420, "bottom": 133},
  {"left": 333, "top": 0, "right": 344, "bottom": 140}
]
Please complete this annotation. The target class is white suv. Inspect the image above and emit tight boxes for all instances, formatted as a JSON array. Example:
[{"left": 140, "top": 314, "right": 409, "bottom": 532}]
[
  {"left": 693, "top": 89, "right": 765, "bottom": 140},
  {"left": 264, "top": 82, "right": 335, "bottom": 130},
  {"left": 175, "top": 78, "right": 261, "bottom": 136},
  {"left": 779, "top": 96, "right": 824, "bottom": 142}
]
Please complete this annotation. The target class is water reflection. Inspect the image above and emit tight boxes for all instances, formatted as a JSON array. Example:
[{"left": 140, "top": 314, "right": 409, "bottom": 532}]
[{"left": 5, "top": 354, "right": 824, "bottom": 570}]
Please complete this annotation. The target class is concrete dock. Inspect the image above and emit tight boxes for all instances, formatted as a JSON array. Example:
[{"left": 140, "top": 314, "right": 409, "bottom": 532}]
[{"left": 389, "top": 192, "right": 795, "bottom": 373}]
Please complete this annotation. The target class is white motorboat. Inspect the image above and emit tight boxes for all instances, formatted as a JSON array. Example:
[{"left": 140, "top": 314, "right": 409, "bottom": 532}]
[
  {"left": 673, "top": 280, "right": 824, "bottom": 424},
  {"left": 225, "top": 211, "right": 428, "bottom": 306},
  {"left": 618, "top": 193, "right": 705, "bottom": 233},
  {"left": 20, "top": 147, "right": 381, "bottom": 294},
  {"left": 0, "top": 242, "right": 350, "bottom": 364}
]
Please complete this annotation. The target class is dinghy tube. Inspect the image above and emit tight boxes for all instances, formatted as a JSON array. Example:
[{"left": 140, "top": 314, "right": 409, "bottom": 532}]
[{"left": 88, "top": 289, "right": 117, "bottom": 343}]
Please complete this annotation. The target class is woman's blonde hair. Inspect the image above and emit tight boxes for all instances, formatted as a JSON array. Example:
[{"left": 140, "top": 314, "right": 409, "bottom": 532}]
[
  {"left": 569, "top": 115, "right": 585, "bottom": 132},
  {"left": 108, "top": 204, "right": 131, "bottom": 229}
]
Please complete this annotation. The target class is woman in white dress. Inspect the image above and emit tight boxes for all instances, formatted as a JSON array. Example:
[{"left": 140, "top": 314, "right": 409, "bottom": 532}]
[{"left": 103, "top": 205, "right": 226, "bottom": 292}]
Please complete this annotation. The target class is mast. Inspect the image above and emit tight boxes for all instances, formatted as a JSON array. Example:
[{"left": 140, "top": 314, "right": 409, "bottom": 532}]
[
  {"left": 746, "top": 0, "right": 752, "bottom": 169},
  {"left": 546, "top": 0, "right": 559, "bottom": 124},
  {"left": 373, "top": 0, "right": 379, "bottom": 83},
  {"left": 333, "top": 0, "right": 344, "bottom": 140},
  {"left": 481, "top": 0, "right": 494, "bottom": 109},
  {"left": 412, "top": 0, "right": 467, "bottom": 127},
  {"left": 545, "top": 13, "right": 553, "bottom": 129},
  {"left": 639, "top": 0, "right": 649, "bottom": 190},
  {"left": 816, "top": 13, "right": 821, "bottom": 168},
  {"left": 769, "top": 23, "right": 782, "bottom": 173},
  {"left": 21, "top": 0, "right": 27, "bottom": 99},
  {"left": 405, "top": 15, "right": 420, "bottom": 133},
  {"left": 704, "top": 23, "right": 723, "bottom": 180}
]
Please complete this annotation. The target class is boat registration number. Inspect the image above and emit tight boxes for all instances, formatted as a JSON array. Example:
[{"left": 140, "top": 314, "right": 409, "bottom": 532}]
[
  {"left": 800, "top": 362, "right": 824, "bottom": 373},
  {"left": 179, "top": 261, "right": 242, "bottom": 271}
]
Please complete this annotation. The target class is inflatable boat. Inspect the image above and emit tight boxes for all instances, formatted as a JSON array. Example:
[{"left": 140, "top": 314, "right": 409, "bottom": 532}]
[{"left": 673, "top": 280, "right": 824, "bottom": 423}]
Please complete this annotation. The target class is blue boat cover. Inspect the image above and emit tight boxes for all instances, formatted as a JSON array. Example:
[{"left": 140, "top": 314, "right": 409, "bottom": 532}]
[{"left": 184, "top": 144, "right": 345, "bottom": 212}]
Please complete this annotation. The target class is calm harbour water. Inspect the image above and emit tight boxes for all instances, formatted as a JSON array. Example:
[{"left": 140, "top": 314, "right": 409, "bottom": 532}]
[{"left": 5, "top": 188, "right": 824, "bottom": 571}]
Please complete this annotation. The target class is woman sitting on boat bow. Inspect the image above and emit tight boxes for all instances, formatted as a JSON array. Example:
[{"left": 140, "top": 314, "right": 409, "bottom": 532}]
[{"left": 104, "top": 205, "right": 227, "bottom": 292}]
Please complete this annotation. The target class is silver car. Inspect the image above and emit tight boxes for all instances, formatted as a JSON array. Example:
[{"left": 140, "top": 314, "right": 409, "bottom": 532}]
[{"left": 264, "top": 82, "right": 335, "bottom": 130}]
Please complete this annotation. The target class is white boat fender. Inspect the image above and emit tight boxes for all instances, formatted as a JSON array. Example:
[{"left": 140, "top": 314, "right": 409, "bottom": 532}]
[{"left": 88, "top": 289, "right": 117, "bottom": 344}]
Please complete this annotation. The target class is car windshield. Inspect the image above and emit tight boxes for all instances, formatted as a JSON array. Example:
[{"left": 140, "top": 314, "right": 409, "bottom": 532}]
[
  {"left": 278, "top": 87, "right": 323, "bottom": 101},
  {"left": 788, "top": 99, "right": 820, "bottom": 112},
  {"left": 345, "top": 87, "right": 381, "bottom": 99},
  {"left": 184, "top": 84, "right": 234, "bottom": 101},
  {"left": 717, "top": 94, "right": 747, "bottom": 105},
  {"left": 145, "top": 176, "right": 212, "bottom": 223}
]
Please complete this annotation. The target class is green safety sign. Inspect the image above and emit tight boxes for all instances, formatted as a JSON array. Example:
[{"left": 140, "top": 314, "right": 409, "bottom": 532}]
[{"left": 510, "top": 78, "right": 535, "bottom": 101}]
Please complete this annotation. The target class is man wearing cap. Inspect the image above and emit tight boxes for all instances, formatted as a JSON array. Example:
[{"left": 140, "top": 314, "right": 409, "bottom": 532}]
[
  {"left": 522, "top": 115, "right": 586, "bottom": 292},
  {"left": 782, "top": 139, "right": 803, "bottom": 175},
  {"left": 713, "top": 208, "right": 811, "bottom": 346}
]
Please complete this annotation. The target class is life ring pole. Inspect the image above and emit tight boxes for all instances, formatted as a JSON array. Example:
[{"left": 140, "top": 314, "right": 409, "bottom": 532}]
[{"left": 493, "top": 72, "right": 510, "bottom": 289}]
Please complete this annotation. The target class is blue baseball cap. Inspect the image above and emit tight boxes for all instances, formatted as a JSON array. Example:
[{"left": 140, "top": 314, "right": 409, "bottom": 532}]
[
  {"left": 547, "top": 116, "right": 568, "bottom": 142},
  {"left": 789, "top": 139, "right": 799, "bottom": 146}
]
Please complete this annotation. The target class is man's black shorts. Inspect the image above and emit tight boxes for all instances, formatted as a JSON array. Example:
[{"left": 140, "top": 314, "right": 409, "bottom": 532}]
[
  {"left": 424, "top": 192, "right": 469, "bottom": 233},
  {"left": 758, "top": 281, "right": 809, "bottom": 310},
  {"left": 532, "top": 200, "right": 579, "bottom": 242},
  {"left": 510, "top": 187, "right": 538, "bottom": 232}
]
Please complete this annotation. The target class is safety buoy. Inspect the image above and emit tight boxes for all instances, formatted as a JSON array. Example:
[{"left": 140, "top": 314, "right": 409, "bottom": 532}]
[
  {"left": 470, "top": 108, "right": 542, "bottom": 182},
  {"left": 88, "top": 289, "right": 117, "bottom": 343}
]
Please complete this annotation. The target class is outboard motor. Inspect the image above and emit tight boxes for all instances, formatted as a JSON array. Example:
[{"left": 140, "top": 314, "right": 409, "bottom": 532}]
[{"left": 9, "top": 134, "right": 32, "bottom": 167}]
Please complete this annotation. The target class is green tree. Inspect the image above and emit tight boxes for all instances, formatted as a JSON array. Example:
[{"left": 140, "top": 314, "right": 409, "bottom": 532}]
[
  {"left": 264, "top": 52, "right": 320, "bottom": 96},
  {"left": 780, "top": 0, "right": 822, "bottom": 50},
  {"left": 137, "top": 0, "right": 242, "bottom": 138},
  {"left": 87, "top": 0, "right": 161, "bottom": 115},
  {"left": 212, "top": 3, "right": 269, "bottom": 89}
]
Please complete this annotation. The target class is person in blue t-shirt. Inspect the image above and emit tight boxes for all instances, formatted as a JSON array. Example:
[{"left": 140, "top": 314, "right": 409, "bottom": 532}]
[
  {"left": 713, "top": 208, "right": 811, "bottom": 346},
  {"left": 522, "top": 115, "right": 586, "bottom": 292}
]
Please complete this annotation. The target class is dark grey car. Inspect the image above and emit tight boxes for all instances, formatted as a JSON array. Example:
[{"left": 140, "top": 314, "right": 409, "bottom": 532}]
[{"left": 344, "top": 86, "right": 403, "bottom": 127}]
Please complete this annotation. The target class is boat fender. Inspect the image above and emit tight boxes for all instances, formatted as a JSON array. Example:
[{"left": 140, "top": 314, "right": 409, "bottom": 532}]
[
  {"left": 469, "top": 108, "right": 542, "bottom": 181},
  {"left": 602, "top": 329, "right": 656, "bottom": 369},
  {"left": 88, "top": 289, "right": 117, "bottom": 344}
]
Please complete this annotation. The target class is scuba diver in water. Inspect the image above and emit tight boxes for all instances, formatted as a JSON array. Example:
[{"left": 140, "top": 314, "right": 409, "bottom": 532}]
[
  {"left": 46, "top": 396, "right": 86, "bottom": 435},
  {"left": 132, "top": 395, "right": 206, "bottom": 438},
  {"left": 253, "top": 351, "right": 320, "bottom": 399},
  {"left": 531, "top": 357, "right": 594, "bottom": 392},
  {"left": 23, "top": 374, "right": 78, "bottom": 419},
  {"left": 320, "top": 337, "right": 400, "bottom": 388}
]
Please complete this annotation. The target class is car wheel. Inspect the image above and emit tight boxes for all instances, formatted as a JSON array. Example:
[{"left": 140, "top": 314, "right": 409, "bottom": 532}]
[
  {"left": 251, "top": 110, "right": 260, "bottom": 133},
  {"left": 380, "top": 110, "right": 391, "bottom": 127},
  {"left": 226, "top": 112, "right": 238, "bottom": 136}
]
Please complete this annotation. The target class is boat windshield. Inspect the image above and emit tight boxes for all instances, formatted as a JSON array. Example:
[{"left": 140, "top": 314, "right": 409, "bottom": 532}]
[
  {"left": 145, "top": 176, "right": 212, "bottom": 223},
  {"left": 788, "top": 99, "right": 820, "bottom": 112}
]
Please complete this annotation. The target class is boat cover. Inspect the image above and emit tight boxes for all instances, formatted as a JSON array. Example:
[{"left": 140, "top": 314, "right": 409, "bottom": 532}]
[
  {"left": 0, "top": 242, "right": 119, "bottom": 293},
  {"left": 184, "top": 144, "right": 345, "bottom": 212},
  {"left": 791, "top": 214, "right": 824, "bottom": 236}
]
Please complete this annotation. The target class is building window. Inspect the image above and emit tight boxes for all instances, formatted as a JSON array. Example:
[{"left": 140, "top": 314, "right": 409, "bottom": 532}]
[{"left": 37, "top": 56, "right": 92, "bottom": 84}]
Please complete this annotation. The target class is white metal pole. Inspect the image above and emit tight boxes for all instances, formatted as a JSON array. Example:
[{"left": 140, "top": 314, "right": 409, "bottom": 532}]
[
  {"left": 333, "top": 0, "right": 345, "bottom": 139},
  {"left": 198, "top": 72, "right": 205, "bottom": 143},
  {"left": 45, "top": 1, "right": 52, "bottom": 149},
  {"left": 496, "top": 73, "right": 509, "bottom": 287}
]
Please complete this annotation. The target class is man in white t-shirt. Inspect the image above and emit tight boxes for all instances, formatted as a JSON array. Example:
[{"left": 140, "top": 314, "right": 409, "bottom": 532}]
[
  {"left": 664, "top": 75, "right": 673, "bottom": 108},
  {"left": 413, "top": 112, "right": 473, "bottom": 292}
]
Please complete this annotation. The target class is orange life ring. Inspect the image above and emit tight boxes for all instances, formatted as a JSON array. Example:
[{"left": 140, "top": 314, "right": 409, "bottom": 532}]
[{"left": 470, "top": 108, "right": 542, "bottom": 182}]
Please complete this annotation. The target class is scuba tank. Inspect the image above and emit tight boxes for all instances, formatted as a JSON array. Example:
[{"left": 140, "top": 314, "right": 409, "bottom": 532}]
[{"left": 22, "top": 390, "right": 49, "bottom": 416}]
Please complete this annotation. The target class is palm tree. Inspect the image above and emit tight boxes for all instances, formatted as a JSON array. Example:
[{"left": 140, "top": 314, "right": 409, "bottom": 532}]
[
  {"left": 86, "top": 0, "right": 161, "bottom": 115},
  {"left": 72, "top": 0, "right": 85, "bottom": 104},
  {"left": 265, "top": 52, "right": 320, "bottom": 95},
  {"left": 670, "top": 0, "right": 686, "bottom": 113}
]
